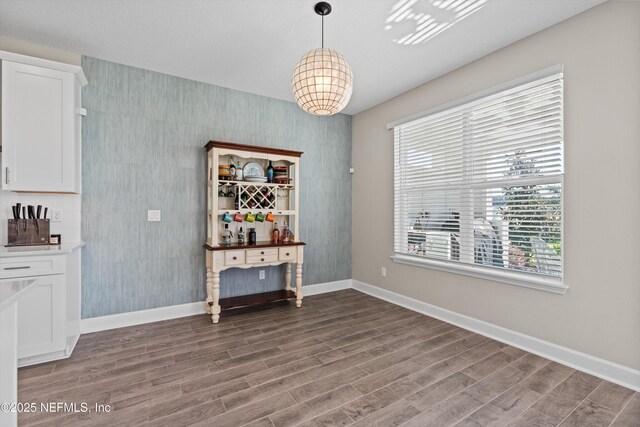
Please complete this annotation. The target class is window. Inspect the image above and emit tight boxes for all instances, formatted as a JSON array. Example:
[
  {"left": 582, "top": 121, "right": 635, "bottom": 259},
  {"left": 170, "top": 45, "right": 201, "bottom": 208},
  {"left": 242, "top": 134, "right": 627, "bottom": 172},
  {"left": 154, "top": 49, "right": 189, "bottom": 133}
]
[{"left": 390, "top": 67, "right": 564, "bottom": 293}]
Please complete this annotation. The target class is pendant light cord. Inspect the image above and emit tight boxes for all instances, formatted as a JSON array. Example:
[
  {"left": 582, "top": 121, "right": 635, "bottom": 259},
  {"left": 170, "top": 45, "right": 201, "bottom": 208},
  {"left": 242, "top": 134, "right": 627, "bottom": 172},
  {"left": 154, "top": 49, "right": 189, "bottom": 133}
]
[{"left": 321, "top": 15, "right": 324, "bottom": 49}]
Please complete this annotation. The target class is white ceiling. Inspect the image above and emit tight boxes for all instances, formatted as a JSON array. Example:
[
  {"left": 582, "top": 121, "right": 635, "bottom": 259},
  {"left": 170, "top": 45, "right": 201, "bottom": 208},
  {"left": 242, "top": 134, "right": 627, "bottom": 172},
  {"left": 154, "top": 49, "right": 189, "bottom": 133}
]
[{"left": 0, "top": 0, "right": 605, "bottom": 115}]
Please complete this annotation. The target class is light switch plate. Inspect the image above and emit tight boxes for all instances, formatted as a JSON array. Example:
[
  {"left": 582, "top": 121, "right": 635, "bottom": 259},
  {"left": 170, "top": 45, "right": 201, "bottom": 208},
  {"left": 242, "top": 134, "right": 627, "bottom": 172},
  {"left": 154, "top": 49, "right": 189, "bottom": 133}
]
[{"left": 148, "top": 210, "right": 161, "bottom": 222}]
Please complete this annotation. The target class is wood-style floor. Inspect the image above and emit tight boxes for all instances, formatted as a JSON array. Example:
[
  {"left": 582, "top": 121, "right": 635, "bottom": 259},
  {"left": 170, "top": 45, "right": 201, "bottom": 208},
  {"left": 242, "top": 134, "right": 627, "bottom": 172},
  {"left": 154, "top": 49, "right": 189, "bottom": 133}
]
[{"left": 18, "top": 289, "right": 639, "bottom": 427}]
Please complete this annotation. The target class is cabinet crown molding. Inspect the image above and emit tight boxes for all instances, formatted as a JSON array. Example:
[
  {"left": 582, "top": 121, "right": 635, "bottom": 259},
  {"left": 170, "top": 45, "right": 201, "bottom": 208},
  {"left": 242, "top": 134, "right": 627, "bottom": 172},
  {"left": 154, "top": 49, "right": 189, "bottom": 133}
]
[{"left": 0, "top": 50, "right": 87, "bottom": 86}]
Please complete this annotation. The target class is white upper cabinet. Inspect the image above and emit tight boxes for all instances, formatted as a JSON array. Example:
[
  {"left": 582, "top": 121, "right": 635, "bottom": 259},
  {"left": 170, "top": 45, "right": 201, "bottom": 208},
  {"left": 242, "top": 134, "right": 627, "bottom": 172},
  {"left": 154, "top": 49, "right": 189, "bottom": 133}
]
[{"left": 1, "top": 51, "right": 87, "bottom": 193}]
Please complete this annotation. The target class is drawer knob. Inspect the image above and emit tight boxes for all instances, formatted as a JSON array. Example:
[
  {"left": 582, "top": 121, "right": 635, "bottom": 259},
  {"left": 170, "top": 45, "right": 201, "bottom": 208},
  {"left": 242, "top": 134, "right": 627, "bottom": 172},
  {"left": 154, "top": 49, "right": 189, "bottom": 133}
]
[
  {"left": 261, "top": 258, "right": 265, "bottom": 262},
  {"left": 260, "top": 251, "right": 264, "bottom": 255},
  {"left": 232, "top": 256, "right": 237, "bottom": 260},
  {"left": 286, "top": 253, "right": 290, "bottom": 256}
]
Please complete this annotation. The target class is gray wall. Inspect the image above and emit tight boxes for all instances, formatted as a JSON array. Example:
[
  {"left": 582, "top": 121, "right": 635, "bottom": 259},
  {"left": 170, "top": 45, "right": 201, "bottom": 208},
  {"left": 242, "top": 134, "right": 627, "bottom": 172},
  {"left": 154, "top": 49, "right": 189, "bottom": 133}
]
[
  {"left": 81, "top": 56, "right": 351, "bottom": 319},
  {"left": 352, "top": 1, "right": 640, "bottom": 370}
]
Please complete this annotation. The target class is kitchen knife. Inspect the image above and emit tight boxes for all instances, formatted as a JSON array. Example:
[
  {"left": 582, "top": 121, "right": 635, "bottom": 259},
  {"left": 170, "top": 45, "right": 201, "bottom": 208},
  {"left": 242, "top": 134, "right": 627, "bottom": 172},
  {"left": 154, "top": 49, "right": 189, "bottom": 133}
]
[
  {"left": 43, "top": 207, "right": 48, "bottom": 219},
  {"left": 36, "top": 205, "right": 42, "bottom": 219},
  {"left": 33, "top": 208, "right": 40, "bottom": 235},
  {"left": 22, "top": 207, "right": 26, "bottom": 220},
  {"left": 28, "top": 205, "right": 34, "bottom": 219},
  {"left": 12, "top": 206, "right": 18, "bottom": 234},
  {"left": 16, "top": 203, "right": 21, "bottom": 219}
]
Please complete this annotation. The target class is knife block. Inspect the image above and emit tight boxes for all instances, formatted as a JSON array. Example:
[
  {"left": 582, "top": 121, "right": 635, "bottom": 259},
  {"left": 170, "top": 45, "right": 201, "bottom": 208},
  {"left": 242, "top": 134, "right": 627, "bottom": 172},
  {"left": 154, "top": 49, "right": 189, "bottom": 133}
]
[{"left": 7, "top": 219, "right": 51, "bottom": 246}]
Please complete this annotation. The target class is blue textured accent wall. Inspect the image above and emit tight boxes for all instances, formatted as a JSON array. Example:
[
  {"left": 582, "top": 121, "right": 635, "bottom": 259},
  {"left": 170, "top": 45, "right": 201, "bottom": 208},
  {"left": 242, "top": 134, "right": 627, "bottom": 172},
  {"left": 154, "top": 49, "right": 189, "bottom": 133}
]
[{"left": 81, "top": 56, "right": 351, "bottom": 319}]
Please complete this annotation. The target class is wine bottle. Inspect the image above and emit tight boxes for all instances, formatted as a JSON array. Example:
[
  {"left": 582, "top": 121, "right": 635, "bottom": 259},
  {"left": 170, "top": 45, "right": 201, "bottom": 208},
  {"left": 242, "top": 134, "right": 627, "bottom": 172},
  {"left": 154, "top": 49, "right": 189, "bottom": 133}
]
[
  {"left": 267, "top": 161, "right": 274, "bottom": 183},
  {"left": 272, "top": 222, "right": 279, "bottom": 243}
]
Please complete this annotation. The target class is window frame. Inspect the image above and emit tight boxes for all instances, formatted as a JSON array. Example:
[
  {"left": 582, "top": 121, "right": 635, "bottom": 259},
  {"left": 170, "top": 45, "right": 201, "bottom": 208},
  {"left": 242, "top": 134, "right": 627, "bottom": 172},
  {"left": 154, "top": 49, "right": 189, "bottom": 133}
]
[{"left": 389, "top": 65, "right": 567, "bottom": 294}]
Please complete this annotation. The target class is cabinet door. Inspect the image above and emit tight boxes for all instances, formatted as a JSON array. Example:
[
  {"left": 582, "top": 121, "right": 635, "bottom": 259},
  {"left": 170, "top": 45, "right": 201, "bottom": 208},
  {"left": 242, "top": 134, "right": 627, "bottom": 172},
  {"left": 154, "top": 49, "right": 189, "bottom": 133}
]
[
  {"left": 16, "top": 275, "right": 66, "bottom": 359},
  {"left": 1, "top": 60, "right": 78, "bottom": 193}
]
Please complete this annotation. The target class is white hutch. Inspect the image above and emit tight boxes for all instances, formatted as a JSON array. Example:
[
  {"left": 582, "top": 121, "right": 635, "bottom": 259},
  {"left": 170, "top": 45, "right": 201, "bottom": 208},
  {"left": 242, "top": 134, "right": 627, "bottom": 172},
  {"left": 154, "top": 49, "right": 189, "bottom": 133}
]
[{"left": 204, "top": 141, "right": 305, "bottom": 323}]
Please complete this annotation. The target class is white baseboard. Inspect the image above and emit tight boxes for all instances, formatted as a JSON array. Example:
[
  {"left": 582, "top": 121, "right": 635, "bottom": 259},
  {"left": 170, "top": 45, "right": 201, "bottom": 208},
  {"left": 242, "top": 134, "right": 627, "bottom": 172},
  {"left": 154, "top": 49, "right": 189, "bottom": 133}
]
[
  {"left": 81, "top": 301, "right": 205, "bottom": 334},
  {"left": 18, "top": 333, "right": 80, "bottom": 368},
  {"left": 80, "top": 279, "right": 353, "bottom": 334},
  {"left": 18, "top": 351, "right": 70, "bottom": 368},
  {"left": 301, "top": 279, "right": 352, "bottom": 296},
  {"left": 352, "top": 280, "right": 640, "bottom": 392}
]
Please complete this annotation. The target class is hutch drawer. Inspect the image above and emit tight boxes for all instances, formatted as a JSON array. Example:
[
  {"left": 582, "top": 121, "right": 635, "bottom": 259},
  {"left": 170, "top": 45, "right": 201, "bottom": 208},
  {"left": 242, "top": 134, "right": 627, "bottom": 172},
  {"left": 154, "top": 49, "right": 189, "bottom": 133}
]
[
  {"left": 246, "top": 253, "right": 278, "bottom": 264},
  {"left": 278, "top": 248, "right": 296, "bottom": 262},
  {"left": 246, "top": 248, "right": 277, "bottom": 258},
  {"left": 224, "top": 250, "right": 245, "bottom": 266}
]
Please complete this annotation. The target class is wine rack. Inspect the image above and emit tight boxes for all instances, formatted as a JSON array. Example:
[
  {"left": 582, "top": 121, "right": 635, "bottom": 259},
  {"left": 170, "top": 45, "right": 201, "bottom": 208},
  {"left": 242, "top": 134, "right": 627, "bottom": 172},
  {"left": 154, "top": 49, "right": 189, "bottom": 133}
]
[
  {"left": 238, "top": 184, "right": 275, "bottom": 210},
  {"left": 217, "top": 182, "right": 294, "bottom": 213}
]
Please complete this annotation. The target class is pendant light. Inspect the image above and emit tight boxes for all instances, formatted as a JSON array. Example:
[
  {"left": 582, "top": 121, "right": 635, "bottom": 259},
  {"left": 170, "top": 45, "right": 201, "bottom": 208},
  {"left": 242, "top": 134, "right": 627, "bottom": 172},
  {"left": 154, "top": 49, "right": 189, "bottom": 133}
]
[{"left": 292, "top": 2, "right": 353, "bottom": 116}]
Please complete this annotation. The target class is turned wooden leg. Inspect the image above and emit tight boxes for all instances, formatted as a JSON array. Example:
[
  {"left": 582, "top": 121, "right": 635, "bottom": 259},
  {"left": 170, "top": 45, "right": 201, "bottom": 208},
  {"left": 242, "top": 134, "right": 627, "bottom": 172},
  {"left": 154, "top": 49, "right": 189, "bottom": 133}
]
[
  {"left": 285, "top": 263, "right": 292, "bottom": 291},
  {"left": 205, "top": 268, "right": 213, "bottom": 314},
  {"left": 211, "top": 270, "right": 221, "bottom": 323},
  {"left": 295, "top": 263, "right": 303, "bottom": 308}
]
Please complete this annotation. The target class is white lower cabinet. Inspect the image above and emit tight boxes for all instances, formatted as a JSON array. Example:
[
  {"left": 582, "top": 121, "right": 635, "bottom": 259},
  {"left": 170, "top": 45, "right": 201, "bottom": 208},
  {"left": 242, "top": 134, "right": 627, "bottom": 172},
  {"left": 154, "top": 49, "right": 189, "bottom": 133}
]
[
  {"left": 17, "top": 275, "right": 66, "bottom": 359},
  {"left": 0, "top": 248, "right": 81, "bottom": 366}
]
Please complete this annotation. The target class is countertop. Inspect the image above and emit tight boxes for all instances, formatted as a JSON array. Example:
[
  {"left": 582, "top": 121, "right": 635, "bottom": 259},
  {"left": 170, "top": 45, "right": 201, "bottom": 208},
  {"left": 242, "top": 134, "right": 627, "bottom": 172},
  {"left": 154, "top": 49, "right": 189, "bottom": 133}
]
[
  {"left": 0, "top": 278, "right": 37, "bottom": 311},
  {"left": 0, "top": 242, "right": 85, "bottom": 258}
]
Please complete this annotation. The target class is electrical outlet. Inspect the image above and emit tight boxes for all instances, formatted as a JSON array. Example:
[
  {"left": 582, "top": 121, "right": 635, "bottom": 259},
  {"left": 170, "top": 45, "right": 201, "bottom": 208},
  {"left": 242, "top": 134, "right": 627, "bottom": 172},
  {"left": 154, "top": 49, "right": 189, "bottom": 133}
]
[
  {"left": 51, "top": 209, "right": 63, "bottom": 222},
  {"left": 381, "top": 267, "right": 387, "bottom": 277},
  {"left": 259, "top": 270, "right": 265, "bottom": 280}
]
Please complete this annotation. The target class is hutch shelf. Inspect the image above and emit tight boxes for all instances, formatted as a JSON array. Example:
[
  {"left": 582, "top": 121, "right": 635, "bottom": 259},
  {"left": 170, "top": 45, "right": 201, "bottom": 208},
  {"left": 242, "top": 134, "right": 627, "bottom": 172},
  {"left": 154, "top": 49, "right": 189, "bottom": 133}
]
[{"left": 204, "top": 141, "right": 305, "bottom": 323}]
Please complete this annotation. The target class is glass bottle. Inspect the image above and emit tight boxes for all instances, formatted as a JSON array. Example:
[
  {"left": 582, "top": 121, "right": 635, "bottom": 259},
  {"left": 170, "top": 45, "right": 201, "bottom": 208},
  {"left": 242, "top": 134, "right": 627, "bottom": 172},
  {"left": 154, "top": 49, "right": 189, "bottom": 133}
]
[
  {"left": 248, "top": 228, "right": 257, "bottom": 244},
  {"left": 237, "top": 227, "right": 245, "bottom": 245},
  {"left": 281, "top": 220, "right": 291, "bottom": 243},
  {"left": 236, "top": 161, "right": 243, "bottom": 180},
  {"left": 222, "top": 224, "right": 233, "bottom": 244},
  {"left": 267, "top": 161, "right": 274, "bottom": 183},
  {"left": 272, "top": 221, "right": 279, "bottom": 243}
]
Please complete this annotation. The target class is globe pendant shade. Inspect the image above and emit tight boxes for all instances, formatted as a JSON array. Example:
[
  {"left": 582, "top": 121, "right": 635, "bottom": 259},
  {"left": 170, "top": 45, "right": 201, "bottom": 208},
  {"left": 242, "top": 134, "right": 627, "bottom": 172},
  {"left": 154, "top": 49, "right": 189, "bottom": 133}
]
[{"left": 292, "top": 48, "right": 353, "bottom": 116}]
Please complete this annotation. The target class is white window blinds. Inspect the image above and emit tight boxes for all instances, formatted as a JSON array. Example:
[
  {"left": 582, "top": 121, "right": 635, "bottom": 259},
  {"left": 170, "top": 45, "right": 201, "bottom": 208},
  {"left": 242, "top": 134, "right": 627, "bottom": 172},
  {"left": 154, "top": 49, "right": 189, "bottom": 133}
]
[{"left": 393, "top": 70, "right": 563, "bottom": 286}]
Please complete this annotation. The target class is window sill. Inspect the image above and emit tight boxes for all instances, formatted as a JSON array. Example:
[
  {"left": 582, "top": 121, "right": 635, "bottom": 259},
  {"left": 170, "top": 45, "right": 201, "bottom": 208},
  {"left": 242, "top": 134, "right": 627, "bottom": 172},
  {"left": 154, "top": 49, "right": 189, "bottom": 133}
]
[{"left": 390, "top": 254, "right": 567, "bottom": 295}]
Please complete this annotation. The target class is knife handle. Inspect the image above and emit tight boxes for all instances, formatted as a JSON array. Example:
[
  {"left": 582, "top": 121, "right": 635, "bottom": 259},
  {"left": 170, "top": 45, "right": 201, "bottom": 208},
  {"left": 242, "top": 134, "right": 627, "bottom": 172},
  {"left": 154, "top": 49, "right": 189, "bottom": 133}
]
[
  {"left": 43, "top": 207, "right": 48, "bottom": 219},
  {"left": 16, "top": 203, "right": 21, "bottom": 219},
  {"left": 36, "top": 205, "right": 42, "bottom": 219},
  {"left": 22, "top": 207, "right": 26, "bottom": 220}
]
